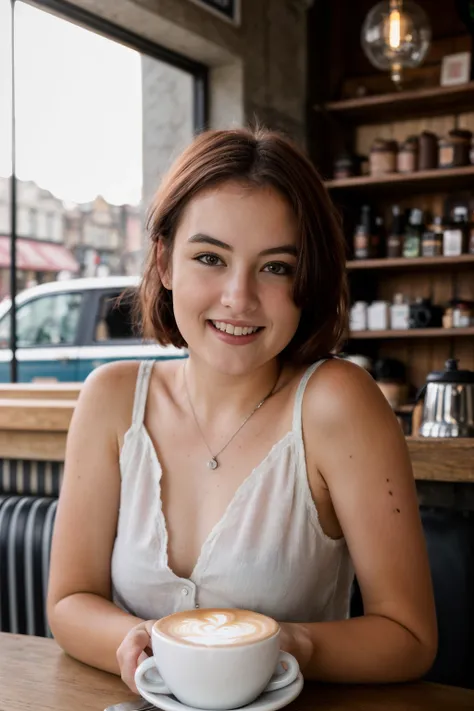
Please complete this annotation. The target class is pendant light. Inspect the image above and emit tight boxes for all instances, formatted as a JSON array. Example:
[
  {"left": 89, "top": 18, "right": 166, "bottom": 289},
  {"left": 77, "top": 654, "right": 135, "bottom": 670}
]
[{"left": 361, "top": 0, "right": 431, "bottom": 88}]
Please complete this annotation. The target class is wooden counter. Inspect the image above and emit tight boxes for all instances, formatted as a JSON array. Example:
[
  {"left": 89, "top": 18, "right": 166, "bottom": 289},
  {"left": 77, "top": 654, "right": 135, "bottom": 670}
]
[
  {"left": 407, "top": 438, "right": 474, "bottom": 483},
  {"left": 0, "top": 382, "right": 81, "bottom": 400},
  {"left": 0, "top": 394, "right": 472, "bottom": 479},
  {"left": 0, "top": 398, "right": 74, "bottom": 461}
]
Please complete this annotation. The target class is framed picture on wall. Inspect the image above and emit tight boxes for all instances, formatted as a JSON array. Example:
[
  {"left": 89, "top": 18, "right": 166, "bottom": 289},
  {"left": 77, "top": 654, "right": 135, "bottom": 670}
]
[{"left": 440, "top": 52, "right": 471, "bottom": 86}]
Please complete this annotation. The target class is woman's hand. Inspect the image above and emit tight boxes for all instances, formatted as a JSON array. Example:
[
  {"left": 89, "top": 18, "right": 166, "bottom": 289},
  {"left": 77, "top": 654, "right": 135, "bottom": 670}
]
[
  {"left": 278, "top": 622, "right": 314, "bottom": 674},
  {"left": 117, "top": 619, "right": 157, "bottom": 693}
]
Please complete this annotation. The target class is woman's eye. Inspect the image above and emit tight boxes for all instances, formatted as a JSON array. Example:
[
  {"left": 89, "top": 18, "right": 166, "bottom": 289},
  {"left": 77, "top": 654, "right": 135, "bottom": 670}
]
[
  {"left": 195, "top": 253, "right": 224, "bottom": 267},
  {"left": 263, "top": 262, "right": 293, "bottom": 276}
]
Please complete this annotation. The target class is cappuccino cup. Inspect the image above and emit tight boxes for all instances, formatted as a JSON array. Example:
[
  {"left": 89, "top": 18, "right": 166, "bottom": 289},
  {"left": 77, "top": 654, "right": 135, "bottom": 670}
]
[{"left": 134, "top": 608, "right": 300, "bottom": 709}]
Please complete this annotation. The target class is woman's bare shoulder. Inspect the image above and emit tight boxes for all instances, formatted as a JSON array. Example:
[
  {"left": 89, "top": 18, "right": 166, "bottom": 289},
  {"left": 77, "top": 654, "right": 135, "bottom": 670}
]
[
  {"left": 82, "top": 360, "right": 140, "bottom": 398},
  {"left": 78, "top": 359, "right": 181, "bottom": 427},
  {"left": 305, "top": 358, "right": 392, "bottom": 430},
  {"left": 75, "top": 360, "right": 142, "bottom": 431}
]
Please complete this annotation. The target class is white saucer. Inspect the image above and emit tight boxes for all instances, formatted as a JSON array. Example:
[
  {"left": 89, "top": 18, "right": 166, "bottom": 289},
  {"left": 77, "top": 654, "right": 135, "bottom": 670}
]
[{"left": 137, "top": 672, "right": 304, "bottom": 711}]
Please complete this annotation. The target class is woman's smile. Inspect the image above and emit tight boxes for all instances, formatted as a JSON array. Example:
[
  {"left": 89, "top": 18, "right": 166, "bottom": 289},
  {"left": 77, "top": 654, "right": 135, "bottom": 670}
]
[{"left": 207, "top": 318, "right": 264, "bottom": 345}]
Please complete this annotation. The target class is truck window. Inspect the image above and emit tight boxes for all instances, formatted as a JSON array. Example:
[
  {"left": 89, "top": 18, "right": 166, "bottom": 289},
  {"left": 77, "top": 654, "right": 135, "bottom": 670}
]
[
  {"left": 0, "top": 292, "right": 83, "bottom": 348},
  {"left": 94, "top": 289, "right": 138, "bottom": 341}
]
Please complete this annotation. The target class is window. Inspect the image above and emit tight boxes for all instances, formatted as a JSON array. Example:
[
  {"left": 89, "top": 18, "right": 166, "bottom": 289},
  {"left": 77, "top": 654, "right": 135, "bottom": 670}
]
[
  {"left": 2, "top": 0, "right": 206, "bottom": 379},
  {"left": 45, "top": 211, "right": 54, "bottom": 239},
  {"left": 29, "top": 207, "right": 38, "bottom": 236},
  {"left": 0, "top": 291, "right": 82, "bottom": 347},
  {"left": 13, "top": 1, "right": 206, "bottom": 281},
  {"left": 94, "top": 289, "right": 137, "bottom": 342}
]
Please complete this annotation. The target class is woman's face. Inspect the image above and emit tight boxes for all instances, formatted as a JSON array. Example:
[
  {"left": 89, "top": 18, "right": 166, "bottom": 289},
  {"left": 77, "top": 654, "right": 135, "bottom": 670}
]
[{"left": 163, "top": 181, "right": 301, "bottom": 376}]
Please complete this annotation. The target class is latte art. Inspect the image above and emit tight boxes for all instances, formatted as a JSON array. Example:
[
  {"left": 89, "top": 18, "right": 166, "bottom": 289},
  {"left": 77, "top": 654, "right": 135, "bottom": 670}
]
[{"left": 155, "top": 609, "right": 279, "bottom": 647}]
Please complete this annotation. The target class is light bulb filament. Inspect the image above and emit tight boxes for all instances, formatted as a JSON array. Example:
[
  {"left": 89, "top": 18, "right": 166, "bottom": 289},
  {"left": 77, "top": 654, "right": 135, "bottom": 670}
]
[{"left": 389, "top": 9, "right": 401, "bottom": 49}]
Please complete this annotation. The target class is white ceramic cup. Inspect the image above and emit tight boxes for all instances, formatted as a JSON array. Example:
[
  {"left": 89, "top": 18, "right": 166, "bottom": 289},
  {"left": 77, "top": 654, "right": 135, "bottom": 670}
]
[{"left": 134, "top": 611, "right": 300, "bottom": 710}]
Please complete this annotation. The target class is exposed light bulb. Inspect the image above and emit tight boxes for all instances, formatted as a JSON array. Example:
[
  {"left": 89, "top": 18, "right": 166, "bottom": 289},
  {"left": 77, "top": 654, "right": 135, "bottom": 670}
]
[
  {"left": 388, "top": 9, "right": 401, "bottom": 48},
  {"left": 362, "top": 1, "right": 431, "bottom": 88}
]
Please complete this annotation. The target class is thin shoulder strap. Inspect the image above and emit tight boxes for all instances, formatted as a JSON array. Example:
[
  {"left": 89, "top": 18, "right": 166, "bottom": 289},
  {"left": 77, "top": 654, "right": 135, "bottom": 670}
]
[
  {"left": 131, "top": 360, "right": 155, "bottom": 428},
  {"left": 292, "top": 359, "right": 329, "bottom": 437}
]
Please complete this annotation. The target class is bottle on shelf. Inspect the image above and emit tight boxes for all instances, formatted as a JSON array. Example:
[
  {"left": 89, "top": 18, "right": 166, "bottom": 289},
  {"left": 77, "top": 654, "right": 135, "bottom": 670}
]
[
  {"left": 443, "top": 206, "right": 469, "bottom": 256},
  {"left": 353, "top": 205, "right": 374, "bottom": 259},
  {"left": 390, "top": 294, "right": 410, "bottom": 330},
  {"left": 372, "top": 215, "right": 385, "bottom": 258},
  {"left": 367, "top": 301, "right": 390, "bottom": 330},
  {"left": 421, "top": 215, "right": 444, "bottom": 257},
  {"left": 350, "top": 301, "right": 368, "bottom": 331},
  {"left": 387, "top": 205, "right": 405, "bottom": 258},
  {"left": 403, "top": 208, "right": 424, "bottom": 258}
]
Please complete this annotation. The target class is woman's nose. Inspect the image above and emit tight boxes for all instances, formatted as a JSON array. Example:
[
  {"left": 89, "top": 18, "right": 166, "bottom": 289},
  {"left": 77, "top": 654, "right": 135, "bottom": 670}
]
[{"left": 220, "top": 270, "right": 259, "bottom": 314}]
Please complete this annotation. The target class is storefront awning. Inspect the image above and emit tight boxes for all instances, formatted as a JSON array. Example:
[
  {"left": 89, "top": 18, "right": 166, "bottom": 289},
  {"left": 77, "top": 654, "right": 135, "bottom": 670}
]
[{"left": 0, "top": 236, "right": 79, "bottom": 273}]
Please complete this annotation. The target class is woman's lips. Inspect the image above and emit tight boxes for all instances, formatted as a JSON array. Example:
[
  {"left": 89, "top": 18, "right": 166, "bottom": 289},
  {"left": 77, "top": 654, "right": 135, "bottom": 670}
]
[{"left": 207, "top": 320, "right": 263, "bottom": 345}]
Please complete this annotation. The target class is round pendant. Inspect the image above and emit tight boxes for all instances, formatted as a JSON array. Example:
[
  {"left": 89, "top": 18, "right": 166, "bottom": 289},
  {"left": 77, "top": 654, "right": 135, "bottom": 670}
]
[{"left": 207, "top": 458, "right": 218, "bottom": 470}]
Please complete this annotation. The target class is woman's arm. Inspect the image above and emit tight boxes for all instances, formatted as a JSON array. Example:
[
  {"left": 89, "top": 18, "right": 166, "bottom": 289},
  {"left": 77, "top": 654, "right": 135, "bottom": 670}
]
[
  {"left": 47, "top": 361, "right": 143, "bottom": 674},
  {"left": 282, "top": 359, "right": 437, "bottom": 683}
]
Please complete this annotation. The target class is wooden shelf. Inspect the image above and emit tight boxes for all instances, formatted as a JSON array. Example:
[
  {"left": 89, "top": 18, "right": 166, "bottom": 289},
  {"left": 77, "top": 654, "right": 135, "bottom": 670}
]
[
  {"left": 347, "top": 255, "right": 474, "bottom": 271},
  {"left": 350, "top": 327, "right": 474, "bottom": 340},
  {"left": 319, "top": 82, "right": 474, "bottom": 124},
  {"left": 326, "top": 164, "right": 474, "bottom": 194}
]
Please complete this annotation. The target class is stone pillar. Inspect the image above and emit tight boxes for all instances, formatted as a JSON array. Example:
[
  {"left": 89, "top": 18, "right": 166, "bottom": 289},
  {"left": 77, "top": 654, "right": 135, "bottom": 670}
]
[{"left": 141, "top": 56, "right": 194, "bottom": 212}]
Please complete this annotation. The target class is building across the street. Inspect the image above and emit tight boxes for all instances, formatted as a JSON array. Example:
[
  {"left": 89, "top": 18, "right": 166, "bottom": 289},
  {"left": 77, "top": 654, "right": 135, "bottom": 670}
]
[{"left": 0, "top": 176, "right": 143, "bottom": 298}]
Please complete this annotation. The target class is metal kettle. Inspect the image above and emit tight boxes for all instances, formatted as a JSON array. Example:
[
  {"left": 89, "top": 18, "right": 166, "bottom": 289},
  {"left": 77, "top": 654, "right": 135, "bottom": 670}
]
[{"left": 417, "top": 359, "right": 474, "bottom": 438}]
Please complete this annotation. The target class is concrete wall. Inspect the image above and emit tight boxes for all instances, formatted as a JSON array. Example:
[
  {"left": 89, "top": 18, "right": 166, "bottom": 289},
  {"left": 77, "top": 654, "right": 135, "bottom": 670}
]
[
  {"left": 141, "top": 56, "right": 194, "bottom": 211},
  {"left": 57, "top": 0, "right": 311, "bottom": 140}
]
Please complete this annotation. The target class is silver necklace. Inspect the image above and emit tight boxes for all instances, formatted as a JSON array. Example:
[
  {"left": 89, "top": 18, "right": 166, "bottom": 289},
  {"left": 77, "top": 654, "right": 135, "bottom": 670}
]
[{"left": 184, "top": 363, "right": 279, "bottom": 470}]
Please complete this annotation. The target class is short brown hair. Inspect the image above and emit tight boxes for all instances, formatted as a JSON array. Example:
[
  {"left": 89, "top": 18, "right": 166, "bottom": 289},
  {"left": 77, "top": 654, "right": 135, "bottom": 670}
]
[{"left": 139, "top": 127, "right": 348, "bottom": 364}]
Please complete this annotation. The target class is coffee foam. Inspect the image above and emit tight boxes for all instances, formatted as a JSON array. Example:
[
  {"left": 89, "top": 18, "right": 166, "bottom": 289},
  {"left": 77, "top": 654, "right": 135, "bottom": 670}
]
[{"left": 155, "top": 609, "right": 279, "bottom": 647}]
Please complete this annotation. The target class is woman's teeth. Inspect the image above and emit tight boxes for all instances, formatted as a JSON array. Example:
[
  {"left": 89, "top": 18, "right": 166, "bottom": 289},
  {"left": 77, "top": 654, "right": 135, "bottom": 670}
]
[{"left": 212, "top": 321, "right": 259, "bottom": 336}]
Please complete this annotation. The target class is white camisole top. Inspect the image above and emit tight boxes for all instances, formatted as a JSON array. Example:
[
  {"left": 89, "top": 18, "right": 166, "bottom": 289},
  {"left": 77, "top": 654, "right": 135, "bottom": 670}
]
[{"left": 111, "top": 359, "right": 354, "bottom": 623}]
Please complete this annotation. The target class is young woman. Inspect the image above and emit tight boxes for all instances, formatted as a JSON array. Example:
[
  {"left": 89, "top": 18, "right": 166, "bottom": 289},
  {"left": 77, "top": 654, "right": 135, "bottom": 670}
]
[{"left": 47, "top": 127, "right": 437, "bottom": 692}]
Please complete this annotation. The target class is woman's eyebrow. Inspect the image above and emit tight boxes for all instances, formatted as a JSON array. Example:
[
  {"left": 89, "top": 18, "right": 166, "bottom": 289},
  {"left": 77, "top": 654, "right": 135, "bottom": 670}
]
[{"left": 188, "top": 233, "right": 298, "bottom": 257}]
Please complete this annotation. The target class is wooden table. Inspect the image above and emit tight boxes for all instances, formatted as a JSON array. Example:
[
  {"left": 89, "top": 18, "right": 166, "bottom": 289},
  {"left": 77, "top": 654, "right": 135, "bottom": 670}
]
[{"left": 1, "top": 632, "right": 474, "bottom": 711}]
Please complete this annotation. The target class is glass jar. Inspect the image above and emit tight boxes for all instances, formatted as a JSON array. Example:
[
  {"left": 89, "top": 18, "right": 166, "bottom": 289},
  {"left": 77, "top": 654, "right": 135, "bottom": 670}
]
[
  {"left": 453, "top": 301, "right": 473, "bottom": 328},
  {"left": 370, "top": 139, "right": 398, "bottom": 175},
  {"left": 439, "top": 129, "right": 472, "bottom": 168},
  {"left": 443, "top": 306, "right": 453, "bottom": 329},
  {"left": 333, "top": 155, "right": 356, "bottom": 180},
  {"left": 397, "top": 136, "right": 418, "bottom": 173}
]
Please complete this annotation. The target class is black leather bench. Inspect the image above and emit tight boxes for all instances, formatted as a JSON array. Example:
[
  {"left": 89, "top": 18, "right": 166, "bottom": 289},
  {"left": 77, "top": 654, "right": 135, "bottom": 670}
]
[{"left": 0, "top": 459, "right": 62, "bottom": 637}]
